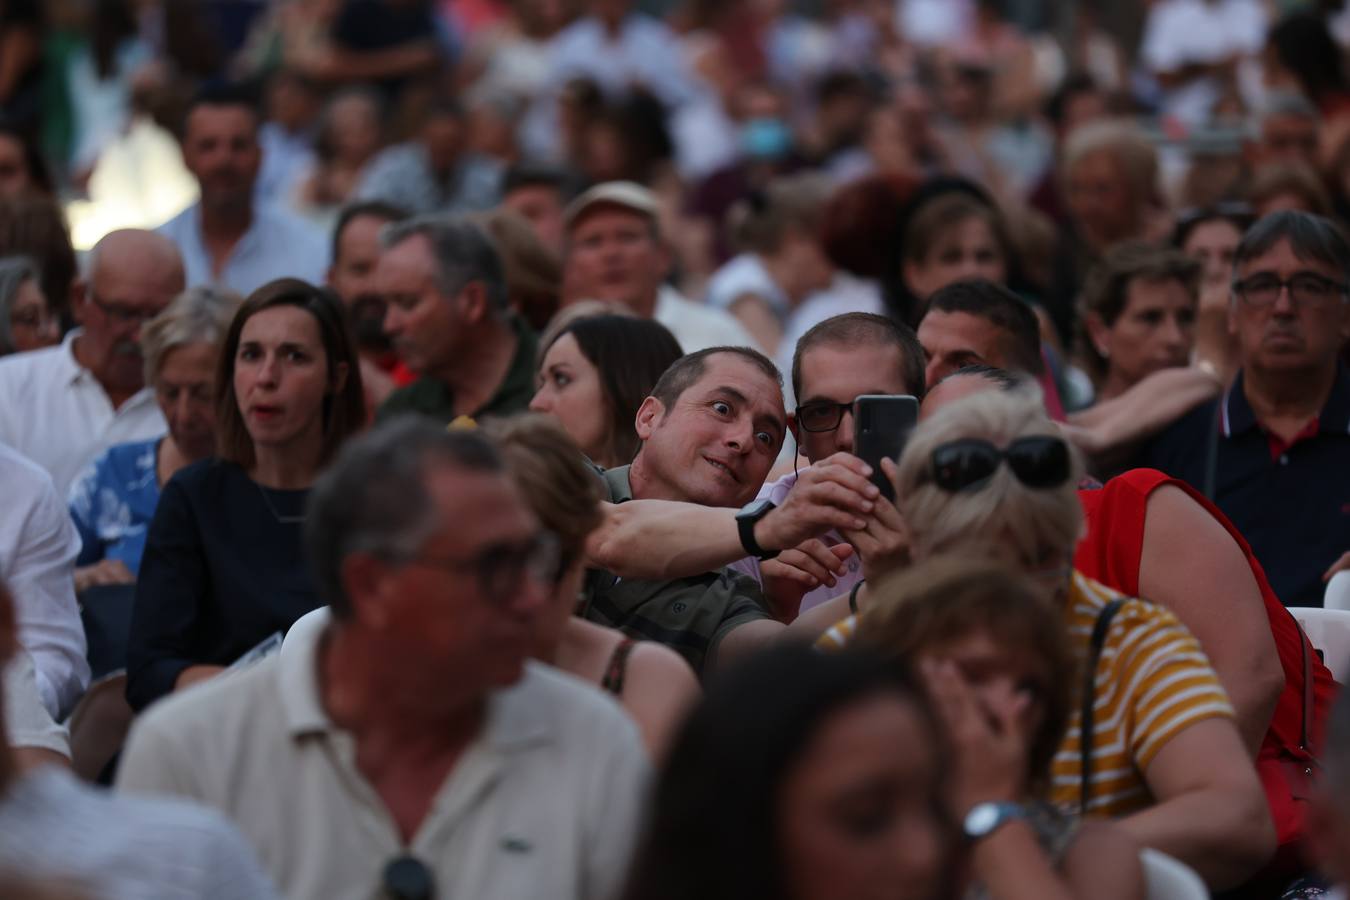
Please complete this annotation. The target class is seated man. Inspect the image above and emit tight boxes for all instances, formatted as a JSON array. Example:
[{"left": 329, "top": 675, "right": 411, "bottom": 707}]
[
  {"left": 1137, "top": 210, "right": 1350, "bottom": 608},
  {"left": 118, "top": 420, "right": 649, "bottom": 899},
  {"left": 374, "top": 215, "right": 537, "bottom": 424},
  {"left": 729, "top": 312, "right": 926, "bottom": 618},
  {"left": 0, "top": 577, "right": 278, "bottom": 899},
  {"left": 583, "top": 346, "right": 788, "bottom": 674}
]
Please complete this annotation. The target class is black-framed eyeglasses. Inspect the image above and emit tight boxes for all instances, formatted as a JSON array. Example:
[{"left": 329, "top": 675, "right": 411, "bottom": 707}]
[
  {"left": 1232, "top": 272, "right": 1348, "bottom": 311},
  {"left": 382, "top": 854, "right": 435, "bottom": 900},
  {"left": 405, "top": 530, "right": 561, "bottom": 600},
  {"left": 926, "top": 436, "right": 1070, "bottom": 493},
  {"left": 796, "top": 400, "right": 853, "bottom": 433},
  {"left": 88, "top": 291, "right": 161, "bottom": 326}
]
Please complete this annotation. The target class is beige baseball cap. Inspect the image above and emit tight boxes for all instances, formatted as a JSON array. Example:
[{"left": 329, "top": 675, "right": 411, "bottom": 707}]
[{"left": 563, "top": 181, "right": 659, "bottom": 231}]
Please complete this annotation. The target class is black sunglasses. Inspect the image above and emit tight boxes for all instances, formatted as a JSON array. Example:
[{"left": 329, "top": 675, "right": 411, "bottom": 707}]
[
  {"left": 382, "top": 855, "right": 434, "bottom": 900},
  {"left": 927, "top": 436, "right": 1069, "bottom": 492}
]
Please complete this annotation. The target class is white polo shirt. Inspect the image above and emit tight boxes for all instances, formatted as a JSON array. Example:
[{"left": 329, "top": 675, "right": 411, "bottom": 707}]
[
  {"left": 0, "top": 330, "right": 165, "bottom": 496},
  {"left": 118, "top": 609, "right": 651, "bottom": 900}
]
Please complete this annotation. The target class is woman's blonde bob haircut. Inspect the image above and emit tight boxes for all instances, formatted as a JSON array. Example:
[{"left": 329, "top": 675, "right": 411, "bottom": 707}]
[{"left": 894, "top": 386, "right": 1085, "bottom": 568}]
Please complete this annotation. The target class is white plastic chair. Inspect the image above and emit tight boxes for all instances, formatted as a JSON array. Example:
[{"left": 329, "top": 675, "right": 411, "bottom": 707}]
[
  {"left": 1140, "top": 849, "right": 1207, "bottom": 900},
  {"left": 1290, "top": 606, "right": 1350, "bottom": 683},
  {"left": 1326, "top": 571, "right": 1350, "bottom": 612}
]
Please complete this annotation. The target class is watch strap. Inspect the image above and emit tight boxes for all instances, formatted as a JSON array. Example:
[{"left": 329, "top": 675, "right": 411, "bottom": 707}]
[{"left": 736, "top": 501, "right": 779, "bottom": 560}]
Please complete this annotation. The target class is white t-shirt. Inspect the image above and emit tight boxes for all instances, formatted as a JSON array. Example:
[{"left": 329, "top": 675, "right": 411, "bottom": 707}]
[{"left": 655, "top": 285, "right": 761, "bottom": 355}]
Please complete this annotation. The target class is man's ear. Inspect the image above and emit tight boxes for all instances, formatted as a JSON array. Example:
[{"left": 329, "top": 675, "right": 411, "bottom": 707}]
[
  {"left": 341, "top": 553, "right": 392, "bottom": 630},
  {"left": 787, "top": 411, "right": 800, "bottom": 443},
  {"left": 458, "top": 281, "right": 489, "bottom": 325},
  {"left": 1083, "top": 311, "right": 1112, "bottom": 359},
  {"left": 634, "top": 395, "right": 664, "bottom": 441},
  {"left": 70, "top": 278, "right": 88, "bottom": 325}
]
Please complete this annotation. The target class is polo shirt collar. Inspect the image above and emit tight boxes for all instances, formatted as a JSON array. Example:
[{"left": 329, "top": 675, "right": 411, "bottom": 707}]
[
  {"left": 1223, "top": 363, "right": 1350, "bottom": 438},
  {"left": 277, "top": 606, "right": 550, "bottom": 750},
  {"left": 58, "top": 329, "right": 86, "bottom": 387},
  {"left": 602, "top": 465, "right": 634, "bottom": 503}
]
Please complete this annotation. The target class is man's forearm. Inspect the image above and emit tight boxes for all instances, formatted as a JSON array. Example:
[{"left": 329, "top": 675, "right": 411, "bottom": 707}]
[{"left": 586, "top": 501, "right": 746, "bottom": 580}]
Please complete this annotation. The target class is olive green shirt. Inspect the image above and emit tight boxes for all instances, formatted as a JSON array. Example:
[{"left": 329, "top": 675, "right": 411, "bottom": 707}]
[
  {"left": 579, "top": 466, "right": 771, "bottom": 676},
  {"left": 376, "top": 316, "right": 538, "bottom": 425}
]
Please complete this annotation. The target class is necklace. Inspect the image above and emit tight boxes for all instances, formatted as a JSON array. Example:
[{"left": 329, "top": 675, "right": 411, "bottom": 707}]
[{"left": 256, "top": 482, "right": 307, "bottom": 524}]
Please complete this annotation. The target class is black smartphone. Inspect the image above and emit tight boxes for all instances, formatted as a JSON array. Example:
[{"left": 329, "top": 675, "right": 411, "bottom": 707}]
[{"left": 852, "top": 394, "right": 920, "bottom": 502}]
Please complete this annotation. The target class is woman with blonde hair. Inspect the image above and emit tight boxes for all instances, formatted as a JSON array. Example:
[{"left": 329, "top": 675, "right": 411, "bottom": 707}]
[
  {"left": 485, "top": 414, "right": 698, "bottom": 757},
  {"left": 824, "top": 387, "right": 1274, "bottom": 891}
]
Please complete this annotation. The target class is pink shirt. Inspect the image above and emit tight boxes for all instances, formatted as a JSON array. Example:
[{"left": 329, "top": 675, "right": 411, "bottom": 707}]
[{"left": 729, "top": 470, "right": 865, "bottom": 616}]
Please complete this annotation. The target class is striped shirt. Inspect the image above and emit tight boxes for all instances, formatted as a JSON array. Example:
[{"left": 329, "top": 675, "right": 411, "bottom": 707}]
[
  {"left": 1051, "top": 573, "right": 1233, "bottom": 817},
  {"left": 814, "top": 572, "right": 1234, "bottom": 818}
]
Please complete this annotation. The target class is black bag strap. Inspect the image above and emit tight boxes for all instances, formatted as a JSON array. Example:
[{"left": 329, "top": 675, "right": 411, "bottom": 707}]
[
  {"left": 1292, "top": 611, "right": 1315, "bottom": 755},
  {"left": 1081, "top": 597, "right": 1127, "bottom": 816}
]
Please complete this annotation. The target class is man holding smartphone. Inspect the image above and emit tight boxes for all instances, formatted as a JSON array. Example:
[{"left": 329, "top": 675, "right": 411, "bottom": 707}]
[{"left": 727, "top": 313, "right": 927, "bottom": 617}]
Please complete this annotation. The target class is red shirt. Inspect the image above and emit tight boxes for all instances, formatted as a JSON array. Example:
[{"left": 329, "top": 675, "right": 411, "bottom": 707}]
[{"left": 1075, "top": 468, "right": 1337, "bottom": 855}]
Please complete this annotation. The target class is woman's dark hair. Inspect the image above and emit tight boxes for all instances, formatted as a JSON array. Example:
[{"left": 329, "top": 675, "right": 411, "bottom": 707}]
[
  {"left": 1269, "top": 12, "right": 1348, "bottom": 107},
  {"left": 620, "top": 644, "right": 948, "bottom": 900},
  {"left": 540, "top": 314, "right": 683, "bottom": 464},
  {"left": 0, "top": 121, "right": 53, "bottom": 196},
  {"left": 91, "top": 0, "right": 138, "bottom": 80},
  {"left": 0, "top": 192, "right": 76, "bottom": 321},
  {"left": 215, "top": 279, "right": 365, "bottom": 470}
]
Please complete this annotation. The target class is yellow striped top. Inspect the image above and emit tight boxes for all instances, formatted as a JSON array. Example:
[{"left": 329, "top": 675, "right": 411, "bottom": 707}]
[
  {"left": 814, "top": 571, "right": 1235, "bottom": 818},
  {"left": 1051, "top": 572, "right": 1233, "bottom": 817}
]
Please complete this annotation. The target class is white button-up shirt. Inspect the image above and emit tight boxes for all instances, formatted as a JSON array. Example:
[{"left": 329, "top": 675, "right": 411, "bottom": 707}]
[
  {"left": 0, "top": 443, "right": 89, "bottom": 719},
  {"left": 157, "top": 201, "right": 329, "bottom": 296},
  {"left": 118, "top": 608, "right": 651, "bottom": 900},
  {"left": 0, "top": 331, "right": 165, "bottom": 497}
]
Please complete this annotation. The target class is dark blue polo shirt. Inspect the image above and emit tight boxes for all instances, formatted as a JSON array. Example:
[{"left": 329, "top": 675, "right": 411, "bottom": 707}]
[{"left": 1137, "top": 364, "right": 1350, "bottom": 608}]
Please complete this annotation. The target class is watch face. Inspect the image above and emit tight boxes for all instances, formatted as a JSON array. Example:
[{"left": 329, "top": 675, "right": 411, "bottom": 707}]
[{"left": 964, "top": 803, "right": 997, "bottom": 836}]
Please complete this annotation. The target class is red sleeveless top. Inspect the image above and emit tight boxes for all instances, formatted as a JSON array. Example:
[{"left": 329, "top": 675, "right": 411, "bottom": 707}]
[{"left": 1075, "top": 468, "right": 1337, "bottom": 854}]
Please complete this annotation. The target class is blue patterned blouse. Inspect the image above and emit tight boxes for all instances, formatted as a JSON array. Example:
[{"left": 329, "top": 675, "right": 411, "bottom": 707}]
[{"left": 68, "top": 437, "right": 163, "bottom": 576}]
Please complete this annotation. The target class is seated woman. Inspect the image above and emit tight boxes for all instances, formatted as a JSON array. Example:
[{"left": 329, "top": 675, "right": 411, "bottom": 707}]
[
  {"left": 619, "top": 644, "right": 954, "bottom": 900},
  {"left": 823, "top": 386, "right": 1275, "bottom": 890},
  {"left": 0, "top": 255, "right": 56, "bottom": 354},
  {"left": 529, "top": 313, "right": 683, "bottom": 469},
  {"left": 126, "top": 280, "right": 364, "bottom": 712},
  {"left": 486, "top": 414, "right": 698, "bottom": 757},
  {"left": 1077, "top": 242, "right": 1199, "bottom": 405},
  {"left": 856, "top": 555, "right": 1143, "bottom": 900},
  {"left": 68, "top": 286, "right": 240, "bottom": 592},
  {"left": 705, "top": 174, "right": 835, "bottom": 356}
]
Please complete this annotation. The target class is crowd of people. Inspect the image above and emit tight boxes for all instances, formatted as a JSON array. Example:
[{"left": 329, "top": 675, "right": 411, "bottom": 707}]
[{"left": 2, "top": 0, "right": 1350, "bottom": 898}]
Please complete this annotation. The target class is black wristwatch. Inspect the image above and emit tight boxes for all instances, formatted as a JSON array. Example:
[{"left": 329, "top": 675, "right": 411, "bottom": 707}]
[{"left": 735, "top": 499, "right": 779, "bottom": 560}]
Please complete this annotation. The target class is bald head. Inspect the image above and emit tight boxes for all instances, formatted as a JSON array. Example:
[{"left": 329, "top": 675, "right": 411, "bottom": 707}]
[
  {"left": 88, "top": 229, "right": 185, "bottom": 292},
  {"left": 77, "top": 230, "right": 186, "bottom": 398}
]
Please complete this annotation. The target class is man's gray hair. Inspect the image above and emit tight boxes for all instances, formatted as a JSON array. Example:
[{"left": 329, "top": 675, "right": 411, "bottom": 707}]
[
  {"left": 1232, "top": 210, "right": 1350, "bottom": 281},
  {"left": 380, "top": 214, "right": 509, "bottom": 315},
  {"left": 140, "top": 285, "right": 242, "bottom": 383},
  {"left": 0, "top": 255, "right": 37, "bottom": 353},
  {"left": 305, "top": 417, "right": 505, "bottom": 618}
]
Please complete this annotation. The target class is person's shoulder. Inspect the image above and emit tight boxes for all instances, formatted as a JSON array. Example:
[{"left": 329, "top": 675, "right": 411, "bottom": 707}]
[
  {"left": 103, "top": 437, "right": 159, "bottom": 474},
  {"left": 259, "top": 205, "right": 324, "bottom": 245},
  {"left": 155, "top": 203, "right": 197, "bottom": 236},
  {"left": 0, "top": 439, "right": 51, "bottom": 484},
  {"left": 512, "top": 662, "right": 640, "bottom": 740},
  {"left": 164, "top": 458, "right": 240, "bottom": 495},
  {"left": 130, "top": 655, "right": 282, "bottom": 747},
  {"left": 0, "top": 342, "right": 65, "bottom": 381}
]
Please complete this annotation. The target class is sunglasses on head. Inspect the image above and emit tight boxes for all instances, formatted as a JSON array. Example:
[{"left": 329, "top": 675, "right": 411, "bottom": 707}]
[{"left": 927, "top": 436, "right": 1070, "bottom": 493}]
